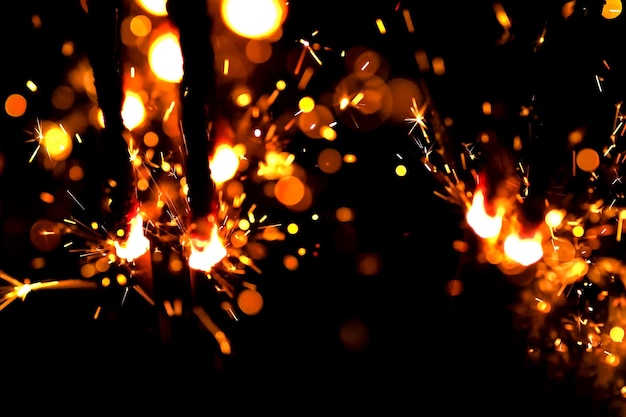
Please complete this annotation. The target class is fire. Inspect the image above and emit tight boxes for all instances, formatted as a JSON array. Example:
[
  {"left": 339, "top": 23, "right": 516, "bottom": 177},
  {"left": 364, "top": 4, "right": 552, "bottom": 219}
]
[
  {"left": 466, "top": 188, "right": 504, "bottom": 239},
  {"left": 188, "top": 222, "right": 228, "bottom": 272},
  {"left": 503, "top": 230, "right": 544, "bottom": 266},
  {"left": 113, "top": 210, "right": 150, "bottom": 262}
]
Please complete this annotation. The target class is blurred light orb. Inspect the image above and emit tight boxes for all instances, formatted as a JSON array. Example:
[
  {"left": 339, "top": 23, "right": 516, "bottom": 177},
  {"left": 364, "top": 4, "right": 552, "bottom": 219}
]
[
  {"left": 339, "top": 318, "right": 370, "bottom": 352},
  {"left": 122, "top": 91, "right": 147, "bottom": 131},
  {"left": 130, "top": 15, "right": 153, "bottom": 38},
  {"left": 576, "top": 148, "right": 600, "bottom": 172},
  {"left": 149, "top": 32, "right": 183, "bottom": 83},
  {"left": 221, "top": 0, "right": 286, "bottom": 39},
  {"left": 42, "top": 122, "right": 73, "bottom": 161},
  {"left": 610, "top": 326, "right": 625, "bottom": 343},
  {"left": 136, "top": 0, "right": 168, "bottom": 16},
  {"left": 274, "top": 175, "right": 305, "bottom": 206},
  {"left": 237, "top": 289, "right": 264, "bottom": 315},
  {"left": 5, "top": 93, "right": 27, "bottom": 117},
  {"left": 210, "top": 144, "right": 240, "bottom": 184},
  {"left": 317, "top": 148, "right": 342, "bottom": 174},
  {"left": 30, "top": 219, "right": 62, "bottom": 252}
]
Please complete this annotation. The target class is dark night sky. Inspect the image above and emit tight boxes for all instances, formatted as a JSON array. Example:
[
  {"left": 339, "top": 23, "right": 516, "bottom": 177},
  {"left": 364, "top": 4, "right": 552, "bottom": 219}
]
[{"left": 2, "top": 0, "right": 626, "bottom": 415}]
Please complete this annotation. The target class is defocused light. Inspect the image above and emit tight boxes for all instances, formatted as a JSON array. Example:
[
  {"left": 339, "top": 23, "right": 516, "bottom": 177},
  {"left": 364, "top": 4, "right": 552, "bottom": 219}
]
[
  {"left": 210, "top": 144, "right": 240, "bottom": 184},
  {"left": 42, "top": 122, "right": 73, "bottom": 161},
  {"left": 130, "top": 15, "right": 153, "bottom": 37},
  {"left": 603, "top": 0, "right": 623, "bottom": 19},
  {"left": 395, "top": 164, "right": 407, "bottom": 177},
  {"left": 237, "top": 289, "right": 263, "bottom": 315},
  {"left": 335, "top": 207, "right": 354, "bottom": 222},
  {"left": 122, "top": 91, "right": 147, "bottom": 131},
  {"left": 503, "top": 231, "right": 543, "bottom": 266},
  {"left": 149, "top": 32, "right": 183, "bottom": 83},
  {"left": 298, "top": 96, "right": 315, "bottom": 113},
  {"left": 610, "top": 326, "right": 625, "bottom": 343},
  {"left": 274, "top": 175, "right": 305, "bottom": 206},
  {"left": 317, "top": 148, "right": 342, "bottom": 174},
  {"left": 136, "top": 0, "right": 168, "bottom": 16},
  {"left": 221, "top": 0, "right": 286, "bottom": 39},
  {"left": 5, "top": 94, "right": 27, "bottom": 117}
]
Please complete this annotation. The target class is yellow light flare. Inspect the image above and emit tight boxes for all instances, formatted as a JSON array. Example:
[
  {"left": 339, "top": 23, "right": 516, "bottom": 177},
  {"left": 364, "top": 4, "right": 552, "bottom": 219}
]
[
  {"left": 503, "top": 231, "right": 544, "bottom": 266},
  {"left": 210, "top": 144, "right": 240, "bottom": 184},
  {"left": 221, "top": 0, "right": 287, "bottom": 39},
  {"left": 148, "top": 32, "right": 183, "bottom": 83},
  {"left": 188, "top": 223, "right": 227, "bottom": 272},
  {"left": 113, "top": 211, "right": 150, "bottom": 262},
  {"left": 466, "top": 188, "right": 503, "bottom": 239}
]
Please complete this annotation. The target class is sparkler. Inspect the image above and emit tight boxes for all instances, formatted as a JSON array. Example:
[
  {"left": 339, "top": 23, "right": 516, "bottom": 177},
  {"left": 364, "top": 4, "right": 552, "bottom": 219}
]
[
  {"left": 84, "top": 0, "right": 137, "bottom": 242},
  {"left": 407, "top": 0, "right": 626, "bottom": 405}
]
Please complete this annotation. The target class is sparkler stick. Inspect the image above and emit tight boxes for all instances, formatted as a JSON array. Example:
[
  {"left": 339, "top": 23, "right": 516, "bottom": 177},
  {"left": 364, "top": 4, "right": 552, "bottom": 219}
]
[
  {"left": 85, "top": 0, "right": 136, "bottom": 237},
  {"left": 166, "top": 0, "right": 219, "bottom": 239}
]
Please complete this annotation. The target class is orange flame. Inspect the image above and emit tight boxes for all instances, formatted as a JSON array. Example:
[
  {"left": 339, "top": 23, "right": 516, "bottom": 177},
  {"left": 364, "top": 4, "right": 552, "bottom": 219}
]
[
  {"left": 188, "top": 223, "right": 227, "bottom": 272},
  {"left": 466, "top": 188, "right": 504, "bottom": 239},
  {"left": 113, "top": 209, "right": 150, "bottom": 262}
]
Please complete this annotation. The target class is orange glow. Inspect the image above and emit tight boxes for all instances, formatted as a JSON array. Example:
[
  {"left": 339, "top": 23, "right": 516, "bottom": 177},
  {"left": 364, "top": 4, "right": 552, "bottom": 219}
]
[
  {"left": 257, "top": 151, "right": 295, "bottom": 179},
  {"left": 113, "top": 209, "right": 150, "bottom": 262},
  {"left": 188, "top": 223, "right": 227, "bottom": 272},
  {"left": 210, "top": 144, "right": 240, "bottom": 184},
  {"left": 122, "top": 91, "right": 147, "bottom": 131},
  {"left": 148, "top": 31, "right": 183, "bottom": 83},
  {"left": 136, "top": 0, "right": 168, "bottom": 16},
  {"left": 466, "top": 188, "right": 503, "bottom": 239},
  {"left": 5, "top": 94, "right": 27, "bottom": 117},
  {"left": 42, "top": 122, "right": 73, "bottom": 161},
  {"left": 503, "top": 231, "right": 544, "bottom": 266}
]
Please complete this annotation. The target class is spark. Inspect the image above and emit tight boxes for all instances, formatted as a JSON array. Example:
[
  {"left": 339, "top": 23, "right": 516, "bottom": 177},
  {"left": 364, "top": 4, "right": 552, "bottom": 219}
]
[
  {"left": 26, "top": 118, "right": 44, "bottom": 163},
  {"left": 405, "top": 97, "right": 429, "bottom": 137}
]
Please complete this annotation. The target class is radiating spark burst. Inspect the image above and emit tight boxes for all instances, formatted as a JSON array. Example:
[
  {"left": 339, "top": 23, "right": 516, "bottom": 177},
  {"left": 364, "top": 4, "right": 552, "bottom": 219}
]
[
  {"left": 405, "top": 97, "right": 429, "bottom": 137},
  {"left": 26, "top": 118, "right": 44, "bottom": 163}
]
